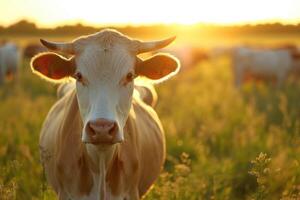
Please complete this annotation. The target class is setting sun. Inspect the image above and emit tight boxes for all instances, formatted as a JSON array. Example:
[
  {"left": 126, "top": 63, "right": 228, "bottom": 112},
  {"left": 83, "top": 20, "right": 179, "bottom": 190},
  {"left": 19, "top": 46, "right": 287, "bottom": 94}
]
[{"left": 0, "top": 0, "right": 299, "bottom": 27}]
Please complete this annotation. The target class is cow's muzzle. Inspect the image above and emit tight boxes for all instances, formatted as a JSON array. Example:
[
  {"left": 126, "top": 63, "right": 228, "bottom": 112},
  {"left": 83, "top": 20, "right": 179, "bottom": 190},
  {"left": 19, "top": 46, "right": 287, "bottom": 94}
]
[{"left": 84, "top": 118, "right": 122, "bottom": 145}]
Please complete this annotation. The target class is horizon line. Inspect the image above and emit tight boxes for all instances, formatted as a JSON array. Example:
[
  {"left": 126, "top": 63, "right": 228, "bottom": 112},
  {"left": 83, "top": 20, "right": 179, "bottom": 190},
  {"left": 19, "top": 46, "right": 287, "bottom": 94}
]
[{"left": 2, "top": 18, "right": 300, "bottom": 29}]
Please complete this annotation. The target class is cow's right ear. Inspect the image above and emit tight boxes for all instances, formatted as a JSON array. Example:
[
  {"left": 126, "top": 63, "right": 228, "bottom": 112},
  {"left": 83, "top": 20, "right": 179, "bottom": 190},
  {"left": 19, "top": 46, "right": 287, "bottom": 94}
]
[{"left": 31, "top": 52, "right": 75, "bottom": 81}]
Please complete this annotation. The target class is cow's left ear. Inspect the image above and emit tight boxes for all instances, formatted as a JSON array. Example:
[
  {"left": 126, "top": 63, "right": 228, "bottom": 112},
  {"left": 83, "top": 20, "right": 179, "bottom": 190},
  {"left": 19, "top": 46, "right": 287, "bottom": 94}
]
[
  {"left": 135, "top": 54, "right": 180, "bottom": 81},
  {"left": 31, "top": 52, "right": 75, "bottom": 82}
]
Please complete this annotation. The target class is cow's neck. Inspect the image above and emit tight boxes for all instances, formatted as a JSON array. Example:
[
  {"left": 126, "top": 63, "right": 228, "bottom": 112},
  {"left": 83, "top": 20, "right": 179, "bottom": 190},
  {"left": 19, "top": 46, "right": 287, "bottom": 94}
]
[
  {"left": 59, "top": 89, "right": 123, "bottom": 198},
  {"left": 86, "top": 144, "right": 117, "bottom": 172},
  {"left": 86, "top": 143, "right": 120, "bottom": 199}
]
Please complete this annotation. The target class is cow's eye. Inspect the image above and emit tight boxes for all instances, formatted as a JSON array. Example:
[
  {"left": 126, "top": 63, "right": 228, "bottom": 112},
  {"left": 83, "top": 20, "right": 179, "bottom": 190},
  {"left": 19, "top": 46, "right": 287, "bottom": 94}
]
[
  {"left": 74, "top": 72, "right": 83, "bottom": 82},
  {"left": 121, "top": 72, "right": 136, "bottom": 86},
  {"left": 126, "top": 72, "right": 135, "bottom": 82},
  {"left": 74, "top": 72, "right": 87, "bottom": 85}
]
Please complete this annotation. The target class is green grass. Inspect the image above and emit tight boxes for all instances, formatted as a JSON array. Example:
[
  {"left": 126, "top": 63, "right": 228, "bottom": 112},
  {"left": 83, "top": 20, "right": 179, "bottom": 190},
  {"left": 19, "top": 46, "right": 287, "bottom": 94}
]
[{"left": 1, "top": 54, "right": 300, "bottom": 199}]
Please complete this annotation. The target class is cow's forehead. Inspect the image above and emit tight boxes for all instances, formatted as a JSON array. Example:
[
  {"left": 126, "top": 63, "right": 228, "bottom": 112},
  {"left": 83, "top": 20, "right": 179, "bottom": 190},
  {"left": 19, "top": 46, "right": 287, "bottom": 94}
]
[
  {"left": 75, "top": 40, "right": 135, "bottom": 79},
  {"left": 73, "top": 30, "right": 137, "bottom": 79}
]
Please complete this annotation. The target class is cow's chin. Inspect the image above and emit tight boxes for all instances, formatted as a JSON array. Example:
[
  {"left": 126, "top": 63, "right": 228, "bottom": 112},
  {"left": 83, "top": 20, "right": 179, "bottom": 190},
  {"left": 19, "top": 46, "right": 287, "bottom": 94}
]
[
  {"left": 87, "top": 142, "right": 116, "bottom": 151},
  {"left": 81, "top": 131, "right": 124, "bottom": 148}
]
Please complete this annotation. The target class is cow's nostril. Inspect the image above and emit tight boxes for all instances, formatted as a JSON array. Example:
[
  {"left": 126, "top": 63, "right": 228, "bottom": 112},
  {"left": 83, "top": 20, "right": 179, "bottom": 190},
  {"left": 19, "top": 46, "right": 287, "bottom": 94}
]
[
  {"left": 85, "top": 119, "right": 119, "bottom": 144},
  {"left": 87, "top": 119, "right": 117, "bottom": 135},
  {"left": 86, "top": 122, "right": 96, "bottom": 137},
  {"left": 108, "top": 123, "right": 118, "bottom": 136}
]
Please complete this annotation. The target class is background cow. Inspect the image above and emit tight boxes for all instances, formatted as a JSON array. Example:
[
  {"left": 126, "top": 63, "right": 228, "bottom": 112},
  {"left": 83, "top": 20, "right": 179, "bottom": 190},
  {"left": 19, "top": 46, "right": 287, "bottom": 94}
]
[
  {"left": 23, "top": 43, "right": 47, "bottom": 58},
  {"left": 0, "top": 42, "right": 20, "bottom": 84},
  {"left": 160, "top": 46, "right": 208, "bottom": 70},
  {"left": 232, "top": 47, "right": 300, "bottom": 87}
]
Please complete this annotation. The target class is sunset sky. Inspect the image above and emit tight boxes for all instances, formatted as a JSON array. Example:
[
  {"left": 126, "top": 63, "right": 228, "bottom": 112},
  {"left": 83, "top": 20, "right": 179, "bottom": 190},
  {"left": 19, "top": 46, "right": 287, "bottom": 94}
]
[{"left": 0, "top": 0, "right": 299, "bottom": 27}]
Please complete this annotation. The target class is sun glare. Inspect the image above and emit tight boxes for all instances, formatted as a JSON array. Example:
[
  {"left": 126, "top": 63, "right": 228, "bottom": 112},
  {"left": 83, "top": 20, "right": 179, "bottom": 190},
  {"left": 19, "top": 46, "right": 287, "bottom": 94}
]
[{"left": 0, "top": 0, "right": 299, "bottom": 27}]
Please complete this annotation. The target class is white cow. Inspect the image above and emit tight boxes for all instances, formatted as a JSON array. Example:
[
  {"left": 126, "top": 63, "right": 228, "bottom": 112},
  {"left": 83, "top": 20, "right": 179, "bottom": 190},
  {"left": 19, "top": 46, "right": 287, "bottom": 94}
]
[
  {"left": 0, "top": 43, "right": 20, "bottom": 84},
  {"left": 232, "top": 47, "right": 294, "bottom": 87},
  {"left": 31, "top": 29, "right": 180, "bottom": 200},
  {"left": 161, "top": 46, "right": 208, "bottom": 70}
]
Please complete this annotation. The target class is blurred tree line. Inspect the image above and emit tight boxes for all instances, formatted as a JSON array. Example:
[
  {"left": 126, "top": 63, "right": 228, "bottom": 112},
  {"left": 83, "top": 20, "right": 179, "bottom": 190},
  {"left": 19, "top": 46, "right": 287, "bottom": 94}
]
[{"left": 0, "top": 20, "right": 300, "bottom": 37}]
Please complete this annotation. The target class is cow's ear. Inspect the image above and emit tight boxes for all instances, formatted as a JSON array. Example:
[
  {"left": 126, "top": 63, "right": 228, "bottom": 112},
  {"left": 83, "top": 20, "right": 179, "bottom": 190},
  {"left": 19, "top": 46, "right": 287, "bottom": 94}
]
[
  {"left": 31, "top": 52, "right": 75, "bottom": 81},
  {"left": 135, "top": 54, "right": 180, "bottom": 81}
]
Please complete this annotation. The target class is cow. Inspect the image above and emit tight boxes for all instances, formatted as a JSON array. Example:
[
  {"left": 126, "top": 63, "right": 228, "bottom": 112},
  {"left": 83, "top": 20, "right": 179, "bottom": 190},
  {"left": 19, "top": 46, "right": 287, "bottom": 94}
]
[
  {"left": 160, "top": 46, "right": 208, "bottom": 70},
  {"left": 232, "top": 47, "right": 296, "bottom": 87},
  {"left": 23, "top": 43, "right": 47, "bottom": 58},
  {"left": 30, "top": 29, "right": 180, "bottom": 200},
  {"left": 0, "top": 42, "right": 20, "bottom": 84}
]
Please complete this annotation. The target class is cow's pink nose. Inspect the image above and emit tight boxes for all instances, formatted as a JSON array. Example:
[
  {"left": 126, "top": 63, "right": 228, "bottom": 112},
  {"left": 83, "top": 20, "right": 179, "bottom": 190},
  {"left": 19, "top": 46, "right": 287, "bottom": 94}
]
[{"left": 85, "top": 118, "right": 118, "bottom": 144}]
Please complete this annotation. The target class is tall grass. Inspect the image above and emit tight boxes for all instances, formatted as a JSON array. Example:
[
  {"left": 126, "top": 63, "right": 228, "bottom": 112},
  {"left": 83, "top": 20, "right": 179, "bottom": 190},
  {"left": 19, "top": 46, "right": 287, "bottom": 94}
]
[
  {"left": 146, "top": 57, "right": 300, "bottom": 199},
  {"left": 0, "top": 59, "right": 57, "bottom": 199},
  {"left": 0, "top": 55, "right": 300, "bottom": 199}
]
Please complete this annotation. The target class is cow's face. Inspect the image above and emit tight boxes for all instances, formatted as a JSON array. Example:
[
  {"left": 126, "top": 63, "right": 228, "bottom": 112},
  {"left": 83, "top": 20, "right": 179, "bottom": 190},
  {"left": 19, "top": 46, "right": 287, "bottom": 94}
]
[
  {"left": 31, "top": 29, "right": 180, "bottom": 146},
  {"left": 74, "top": 42, "right": 136, "bottom": 144}
]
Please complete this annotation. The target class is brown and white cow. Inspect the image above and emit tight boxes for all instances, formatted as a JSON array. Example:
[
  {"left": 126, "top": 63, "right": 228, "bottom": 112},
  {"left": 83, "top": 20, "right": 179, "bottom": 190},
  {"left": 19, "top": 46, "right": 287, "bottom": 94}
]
[{"left": 31, "top": 29, "right": 180, "bottom": 200}]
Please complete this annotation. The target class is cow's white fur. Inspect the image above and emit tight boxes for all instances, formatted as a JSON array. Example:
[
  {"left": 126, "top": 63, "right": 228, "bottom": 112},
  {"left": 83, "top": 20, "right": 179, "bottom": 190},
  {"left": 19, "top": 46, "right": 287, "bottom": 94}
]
[{"left": 75, "top": 41, "right": 135, "bottom": 143}]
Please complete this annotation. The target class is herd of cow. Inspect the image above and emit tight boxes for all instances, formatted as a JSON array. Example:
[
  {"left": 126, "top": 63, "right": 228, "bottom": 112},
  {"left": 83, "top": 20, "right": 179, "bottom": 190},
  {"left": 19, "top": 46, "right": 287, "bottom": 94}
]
[
  {"left": 1, "top": 29, "right": 300, "bottom": 199},
  {"left": 167, "top": 44, "right": 300, "bottom": 87},
  {"left": 1, "top": 38, "right": 300, "bottom": 87}
]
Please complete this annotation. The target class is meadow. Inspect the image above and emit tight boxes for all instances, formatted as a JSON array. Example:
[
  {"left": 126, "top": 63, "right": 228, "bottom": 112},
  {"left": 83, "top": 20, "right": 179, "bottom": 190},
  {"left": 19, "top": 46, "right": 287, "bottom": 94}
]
[{"left": 1, "top": 35, "right": 300, "bottom": 199}]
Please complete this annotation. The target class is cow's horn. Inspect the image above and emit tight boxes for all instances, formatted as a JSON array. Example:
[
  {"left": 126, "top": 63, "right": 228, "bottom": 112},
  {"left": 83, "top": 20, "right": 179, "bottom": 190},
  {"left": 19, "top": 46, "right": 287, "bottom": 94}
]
[
  {"left": 136, "top": 36, "right": 176, "bottom": 54},
  {"left": 40, "top": 39, "right": 75, "bottom": 54}
]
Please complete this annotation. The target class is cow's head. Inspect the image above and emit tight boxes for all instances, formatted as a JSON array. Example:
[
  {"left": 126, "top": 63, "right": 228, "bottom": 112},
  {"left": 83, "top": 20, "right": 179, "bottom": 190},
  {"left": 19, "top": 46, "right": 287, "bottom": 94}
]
[{"left": 31, "top": 29, "right": 179, "bottom": 146}]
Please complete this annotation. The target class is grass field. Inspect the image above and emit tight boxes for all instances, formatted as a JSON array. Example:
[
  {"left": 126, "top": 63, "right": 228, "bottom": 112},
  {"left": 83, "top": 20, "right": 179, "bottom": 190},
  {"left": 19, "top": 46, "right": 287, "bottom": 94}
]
[{"left": 1, "top": 38, "right": 300, "bottom": 199}]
